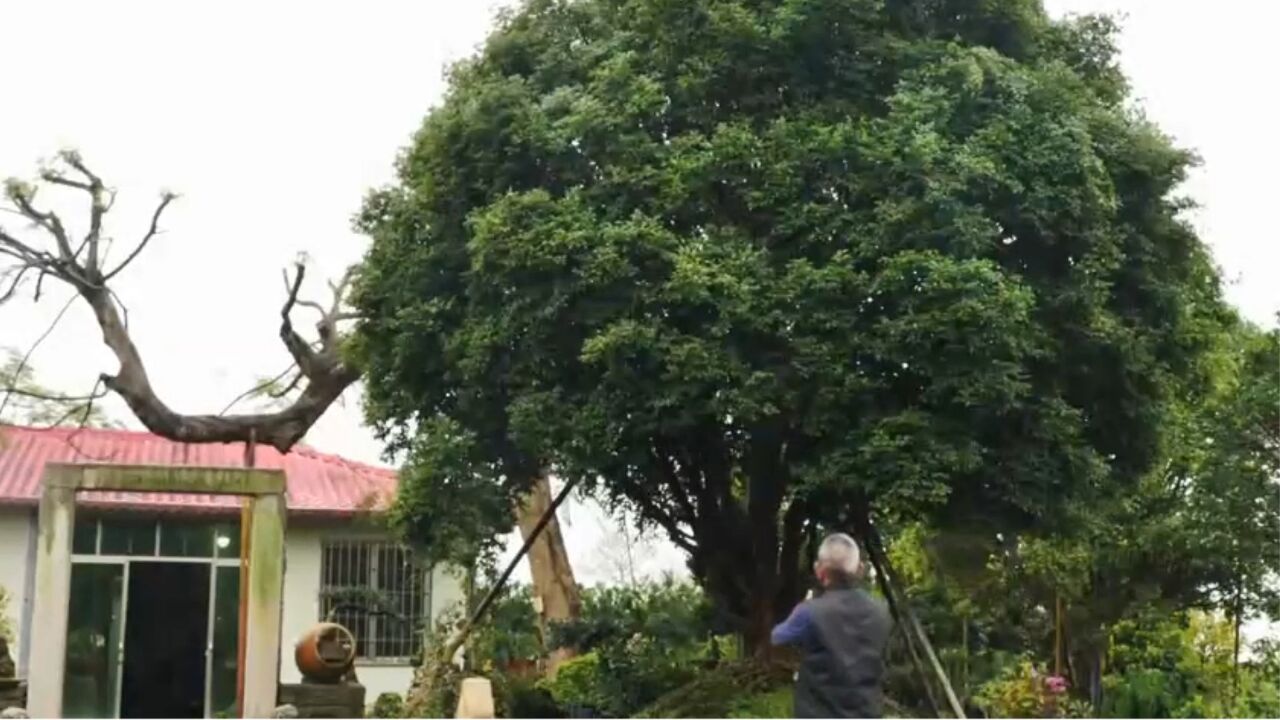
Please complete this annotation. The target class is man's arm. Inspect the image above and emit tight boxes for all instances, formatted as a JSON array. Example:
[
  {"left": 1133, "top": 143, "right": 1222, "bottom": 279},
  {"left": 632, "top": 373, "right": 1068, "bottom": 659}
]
[{"left": 771, "top": 602, "right": 814, "bottom": 646}]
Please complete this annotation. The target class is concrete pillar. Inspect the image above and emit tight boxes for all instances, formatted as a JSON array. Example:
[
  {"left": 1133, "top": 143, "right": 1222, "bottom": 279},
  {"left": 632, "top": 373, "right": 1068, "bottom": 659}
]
[
  {"left": 26, "top": 486, "right": 75, "bottom": 718},
  {"left": 243, "top": 494, "right": 287, "bottom": 719}
]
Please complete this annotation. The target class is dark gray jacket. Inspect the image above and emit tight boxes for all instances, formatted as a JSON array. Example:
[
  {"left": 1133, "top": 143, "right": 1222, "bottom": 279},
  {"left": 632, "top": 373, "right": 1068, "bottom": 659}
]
[{"left": 793, "top": 585, "right": 892, "bottom": 718}]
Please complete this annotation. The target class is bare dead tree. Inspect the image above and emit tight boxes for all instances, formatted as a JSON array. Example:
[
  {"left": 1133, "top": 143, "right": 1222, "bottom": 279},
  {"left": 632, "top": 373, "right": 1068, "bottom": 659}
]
[
  {"left": 4, "top": 155, "right": 585, "bottom": 703},
  {"left": 0, "top": 151, "right": 361, "bottom": 451}
]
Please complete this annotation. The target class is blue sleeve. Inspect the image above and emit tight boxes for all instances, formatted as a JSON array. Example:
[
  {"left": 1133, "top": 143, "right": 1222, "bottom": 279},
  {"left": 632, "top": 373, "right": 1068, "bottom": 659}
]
[{"left": 771, "top": 602, "right": 813, "bottom": 646}]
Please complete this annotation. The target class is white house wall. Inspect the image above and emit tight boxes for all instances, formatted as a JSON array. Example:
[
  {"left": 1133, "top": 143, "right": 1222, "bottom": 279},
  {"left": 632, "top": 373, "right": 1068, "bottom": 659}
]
[
  {"left": 0, "top": 509, "right": 465, "bottom": 709},
  {"left": 0, "top": 508, "right": 33, "bottom": 674},
  {"left": 279, "top": 525, "right": 466, "bottom": 702}
]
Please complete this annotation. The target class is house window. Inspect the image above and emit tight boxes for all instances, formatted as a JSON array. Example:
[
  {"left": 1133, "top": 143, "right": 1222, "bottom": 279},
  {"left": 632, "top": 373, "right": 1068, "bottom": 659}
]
[
  {"left": 70, "top": 515, "right": 240, "bottom": 559},
  {"left": 319, "top": 540, "right": 430, "bottom": 661}
]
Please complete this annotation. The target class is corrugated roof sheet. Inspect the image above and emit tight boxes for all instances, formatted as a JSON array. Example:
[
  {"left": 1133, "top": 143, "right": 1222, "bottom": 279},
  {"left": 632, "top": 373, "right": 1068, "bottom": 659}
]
[{"left": 0, "top": 425, "right": 397, "bottom": 516}]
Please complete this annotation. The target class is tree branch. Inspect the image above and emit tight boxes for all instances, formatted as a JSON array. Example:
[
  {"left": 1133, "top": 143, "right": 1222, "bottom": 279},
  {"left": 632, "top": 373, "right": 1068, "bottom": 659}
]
[
  {"left": 38, "top": 173, "right": 94, "bottom": 192},
  {"left": 0, "top": 265, "right": 32, "bottom": 304},
  {"left": 39, "top": 151, "right": 110, "bottom": 271},
  {"left": 5, "top": 181, "right": 74, "bottom": 261},
  {"left": 88, "top": 255, "right": 362, "bottom": 450},
  {"left": 0, "top": 223, "right": 60, "bottom": 269},
  {"left": 60, "top": 149, "right": 104, "bottom": 188},
  {"left": 76, "top": 377, "right": 107, "bottom": 427},
  {"left": 296, "top": 299, "right": 328, "bottom": 315},
  {"left": 218, "top": 363, "right": 299, "bottom": 416},
  {"left": 279, "top": 263, "right": 321, "bottom": 373},
  {"left": 270, "top": 370, "right": 305, "bottom": 399},
  {"left": 2, "top": 155, "right": 363, "bottom": 452},
  {"left": 103, "top": 191, "right": 176, "bottom": 280},
  {"left": 0, "top": 386, "right": 108, "bottom": 403}
]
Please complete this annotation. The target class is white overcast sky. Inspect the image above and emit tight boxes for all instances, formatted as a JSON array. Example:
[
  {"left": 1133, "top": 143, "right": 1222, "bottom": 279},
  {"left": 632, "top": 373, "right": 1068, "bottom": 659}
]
[{"left": 1, "top": 0, "right": 1277, "bottom": 592}]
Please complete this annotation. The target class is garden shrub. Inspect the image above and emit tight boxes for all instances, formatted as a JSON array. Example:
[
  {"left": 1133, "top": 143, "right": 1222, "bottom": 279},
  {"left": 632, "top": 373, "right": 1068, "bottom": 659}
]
[
  {"left": 1100, "top": 616, "right": 1280, "bottom": 719},
  {"left": 368, "top": 692, "right": 404, "bottom": 718},
  {"left": 493, "top": 671, "right": 565, "bottom": 718},
  {"left": 975, "top": 658, "right": 1090, "bottom": 718},
  {"left": 539, "top": 653, "right": 609, "bottom": 715},
  {"left": 547, "top": 579, "right": 720, "bottom": 717},
  {"left": 639, "top": 661, "right": 792, "bottom": 718}
]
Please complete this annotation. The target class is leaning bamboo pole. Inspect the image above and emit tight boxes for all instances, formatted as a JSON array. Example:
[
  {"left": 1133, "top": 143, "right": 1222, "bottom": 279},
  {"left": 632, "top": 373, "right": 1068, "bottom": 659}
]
[
  {"left": 862, "top": 520, "right": 967, "bottom": 719},
  {"left": 405, "top": 475, "right": 582, "bottom": 714}
]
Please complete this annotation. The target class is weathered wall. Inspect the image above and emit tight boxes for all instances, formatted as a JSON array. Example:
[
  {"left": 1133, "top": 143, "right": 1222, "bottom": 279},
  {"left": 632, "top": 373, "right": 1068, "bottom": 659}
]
[
  {"left": 279, "top": 524, "right": 465, "bottom": 702},
  {"left": 0, "top": 508, "right": 34, "bottom": 675}
]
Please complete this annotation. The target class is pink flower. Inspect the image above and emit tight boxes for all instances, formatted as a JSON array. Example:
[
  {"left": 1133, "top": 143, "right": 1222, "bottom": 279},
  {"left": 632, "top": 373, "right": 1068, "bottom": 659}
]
[{"left": 1043, "top": 675, "right": 1069, "bottom": 695}]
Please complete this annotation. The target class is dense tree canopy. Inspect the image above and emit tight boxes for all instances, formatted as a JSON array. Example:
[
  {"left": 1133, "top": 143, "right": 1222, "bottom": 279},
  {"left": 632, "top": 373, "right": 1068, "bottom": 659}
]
[{"left": 354, "top": 0, "right": 1232, "bottom": 648}]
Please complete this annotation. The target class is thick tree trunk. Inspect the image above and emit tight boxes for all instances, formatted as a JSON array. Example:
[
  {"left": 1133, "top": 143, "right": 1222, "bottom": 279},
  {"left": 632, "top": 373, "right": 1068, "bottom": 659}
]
[
  {"left": 744, "top": 596, "right": 778, "bottom": 658},
  {"left": 516, "top": 474, "right": 582, "bottom": 675}
]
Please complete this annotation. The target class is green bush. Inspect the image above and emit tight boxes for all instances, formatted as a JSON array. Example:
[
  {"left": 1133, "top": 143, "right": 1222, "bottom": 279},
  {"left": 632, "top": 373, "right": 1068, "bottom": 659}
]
[
  {"left": 1099, "top": 611, "right": 1280, "bottom": 719},
  {"left": 539, "top": 653, "right": 610, "bottom": 714},
  {"left": 468, "top": 585, "right": 543, "bottom": 672},
  {"left": 368, "top": 692, "right": 404, "bottom": 718},
  {"left": 975, "top": 659, "right": 1090, "bottom": 719},
  {"left": 545, "top": 579, "right": 719, "bottom": 717},
  {"left": 494, "top": 673, "right": 565, "bottom": 719},
  {"left": 1101, "top": 669, "right": 1183, "bottom": 719}
]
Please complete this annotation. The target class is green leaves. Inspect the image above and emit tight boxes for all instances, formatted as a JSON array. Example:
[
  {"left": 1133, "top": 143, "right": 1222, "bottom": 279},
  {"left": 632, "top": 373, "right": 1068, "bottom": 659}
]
[
  {"left": 388, "top": 417, "right": 515, "bottom": 568},
  {"left": 355, "top": 0, "right": 1239, "bottom": 644}
]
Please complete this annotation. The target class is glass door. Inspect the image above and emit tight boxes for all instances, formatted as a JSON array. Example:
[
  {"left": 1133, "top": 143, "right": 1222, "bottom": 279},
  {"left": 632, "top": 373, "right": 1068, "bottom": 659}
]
[
  {"left": 62, "top": 562, "right": 127, "bottom": 718},
  {"left": 207, "top": 566, "right": 241, "bottom": 718},
  {"left": 67, "top": 515, "right": 242, "bottom": 718}
]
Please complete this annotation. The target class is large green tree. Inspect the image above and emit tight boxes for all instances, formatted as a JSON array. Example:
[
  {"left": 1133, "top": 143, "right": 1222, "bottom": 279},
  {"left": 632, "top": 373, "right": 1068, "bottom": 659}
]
[{"left": 354, "top": 0, "right": 1229, "bottom": 650}]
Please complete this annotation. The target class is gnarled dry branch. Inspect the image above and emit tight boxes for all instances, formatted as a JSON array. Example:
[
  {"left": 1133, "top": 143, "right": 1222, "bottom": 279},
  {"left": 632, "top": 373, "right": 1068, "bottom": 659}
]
[{"left": 1, "top": 152, "right": 362, "bottom": 451}]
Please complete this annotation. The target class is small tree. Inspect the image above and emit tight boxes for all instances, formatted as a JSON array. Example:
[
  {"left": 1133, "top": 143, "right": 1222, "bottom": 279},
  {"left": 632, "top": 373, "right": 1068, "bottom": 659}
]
[{"left": 1, "top": 350, "right": 117, "bottom": 428}]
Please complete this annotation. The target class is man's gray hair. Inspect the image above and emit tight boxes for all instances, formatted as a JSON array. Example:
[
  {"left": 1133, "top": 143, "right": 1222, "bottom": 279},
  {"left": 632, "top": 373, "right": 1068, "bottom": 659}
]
[{"left": 816, "top": 533, "right": 861, "bottom": 576}]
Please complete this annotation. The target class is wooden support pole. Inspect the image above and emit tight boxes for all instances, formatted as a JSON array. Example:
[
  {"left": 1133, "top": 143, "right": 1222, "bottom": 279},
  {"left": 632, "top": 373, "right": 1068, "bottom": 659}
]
[
  {"left": 873, "top": 561, "right": 942, "bottom": 718},
  {"left": 466, "top": 475, "right": 581, "bottom": 633},
  {"left": 1054, "top": 594, "right": 1064, "bottom": 677},
  {"left": 862, "top": 519, "right": 966, "bottom": 719}
]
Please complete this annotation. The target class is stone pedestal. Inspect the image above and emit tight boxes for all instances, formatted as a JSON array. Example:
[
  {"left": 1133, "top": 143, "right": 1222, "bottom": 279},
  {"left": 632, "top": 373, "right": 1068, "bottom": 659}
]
[
  {"left": 276, "top": 683, "right": 365, "bottom": 719},
  {"left": 455, "top": 677, "right": 495, "bottom": 719},
  {"left": 0, "top": 679, "right": 26, "bottom": 713}
]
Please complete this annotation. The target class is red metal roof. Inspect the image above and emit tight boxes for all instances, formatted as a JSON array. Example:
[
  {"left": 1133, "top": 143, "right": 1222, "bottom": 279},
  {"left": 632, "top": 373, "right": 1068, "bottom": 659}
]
[{"left": 0, "top": 425, "right": 397, "bottom": 516}]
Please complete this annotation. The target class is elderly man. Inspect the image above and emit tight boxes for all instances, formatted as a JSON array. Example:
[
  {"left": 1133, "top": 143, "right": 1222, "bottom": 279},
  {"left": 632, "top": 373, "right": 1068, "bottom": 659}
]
[{"left": 771, "top": 533, "right": 893, "bottom": 718}]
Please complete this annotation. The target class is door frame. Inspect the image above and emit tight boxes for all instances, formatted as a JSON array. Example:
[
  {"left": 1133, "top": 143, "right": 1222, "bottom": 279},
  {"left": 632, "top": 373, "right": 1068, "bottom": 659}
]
[
  {"left": 70, "top": 552, "right": 239, "bottom": 718},
  {"left": 28, "top": 463, "right": 287, "bottom": 719}
]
